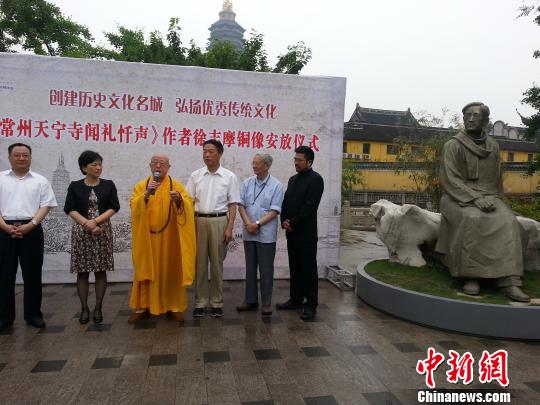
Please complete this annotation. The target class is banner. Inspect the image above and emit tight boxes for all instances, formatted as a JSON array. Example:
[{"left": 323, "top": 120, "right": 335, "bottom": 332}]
[{"left": 0, "top": 53, "right": 346, "bottom": 283}]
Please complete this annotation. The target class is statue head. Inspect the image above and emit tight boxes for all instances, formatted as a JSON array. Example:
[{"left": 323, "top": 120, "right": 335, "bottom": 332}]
[{"left": 462, "top": 102, "right": 490, "bottom": 135}]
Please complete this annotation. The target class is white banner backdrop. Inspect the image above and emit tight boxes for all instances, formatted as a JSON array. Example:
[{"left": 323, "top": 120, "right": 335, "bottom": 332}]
[{"left": 0, "top": 53, "right": 345, "bottom": 283}]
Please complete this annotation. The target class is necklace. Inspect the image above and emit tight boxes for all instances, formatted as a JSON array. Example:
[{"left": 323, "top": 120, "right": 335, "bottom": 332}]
[{"left": 84, "top": 178, "right": 100, "bottom": 187}]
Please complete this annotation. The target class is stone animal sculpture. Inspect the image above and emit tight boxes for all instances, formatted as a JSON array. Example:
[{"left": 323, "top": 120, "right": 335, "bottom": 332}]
[{"left": 370, "top": 199, "right": 540, "bottom": 272}]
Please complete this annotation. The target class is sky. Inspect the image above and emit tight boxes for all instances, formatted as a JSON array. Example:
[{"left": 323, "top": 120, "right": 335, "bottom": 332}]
[{"left": 49, "top": 0, "right": 539, "bottom": 126}]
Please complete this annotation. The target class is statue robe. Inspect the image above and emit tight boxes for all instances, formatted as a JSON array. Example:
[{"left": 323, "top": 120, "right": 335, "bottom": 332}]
[
  {"left": 129, "top": 176, "right": 196, "bottom": 314},
  {"left": 435, "top": 131, "right": 524, "bottom": 279}
]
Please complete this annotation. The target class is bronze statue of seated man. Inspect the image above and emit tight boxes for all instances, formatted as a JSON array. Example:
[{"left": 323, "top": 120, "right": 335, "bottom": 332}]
[{"left": 436, "top": 102, "right": 530, "bottom": 303}]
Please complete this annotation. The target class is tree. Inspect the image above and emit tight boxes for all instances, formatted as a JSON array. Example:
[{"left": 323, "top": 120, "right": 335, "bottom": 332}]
[
  {"left": 517, "top": 3, "right": 540, "bottom": 141},
  {"left": 518, "top": 2, "right": 540, "bottom": 58},
  {"left": 165, "top": 18, "right": 186, "bottom": 65},
  {"left": 102, "top": 22, "right": 311, "bottom": 74},
  {"left": 414, "top": 107, "right": 464, "bottom": 130},
  {"left": 394, "top": 133, "right": 453, "bottom": 206},
  {"left": 204, "top": 40, "right": 239, "bottom": 69},
  {"left": 273, "top": 42, "right": 312, "bottom": 74},
  {"left": 238, "top": 31, "right": 269, "bottom": 72},
  {"left": 0, "top": 0, "right": 97, "bottom": 57},
  {"left": 185, "top": 40, "right": 205, "bottom": 67},
  {"left": 1, "top": 1, "right": 312, "bottom": 74},
  {"left": 393, "top": 109, "right": 461, "bottom": 207},
  {"left": 341, "top": 158, "right": 364, "bottom": 203},
  {"left": 102, "top": 19, "right": 188, "bottom": 65},
  {"left": 103, "top": 26, "right": 146, "bottom": 62}
]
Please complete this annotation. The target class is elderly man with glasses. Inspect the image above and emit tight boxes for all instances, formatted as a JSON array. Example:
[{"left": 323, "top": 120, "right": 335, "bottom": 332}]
[
  {"left": 236, "top": 153, "right": 284, "bottom": 316},
  {"left": 128, "top": 154, "right": 196, "bottom": 323}
]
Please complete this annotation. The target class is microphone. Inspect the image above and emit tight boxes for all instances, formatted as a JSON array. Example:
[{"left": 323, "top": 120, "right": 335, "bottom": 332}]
[{"left": 150, "top": 171, "right": 161, "bottom": 195}]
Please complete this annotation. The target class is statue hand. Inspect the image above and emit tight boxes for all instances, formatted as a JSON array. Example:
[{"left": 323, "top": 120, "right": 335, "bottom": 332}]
[{"left": 474, "top": 197, "right": 495, "bottom": 212}]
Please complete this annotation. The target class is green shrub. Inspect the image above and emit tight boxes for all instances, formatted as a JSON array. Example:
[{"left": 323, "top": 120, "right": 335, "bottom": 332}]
[{"left": 506, "top": 196, "right": 540, "bottom": 222}]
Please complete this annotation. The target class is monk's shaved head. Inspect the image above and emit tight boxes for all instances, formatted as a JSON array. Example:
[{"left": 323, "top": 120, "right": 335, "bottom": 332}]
[
  {"left": 149, "top": 154, "right": 171, "bottom": 178},
  {"left": 150, "top": 154, "right": 170, "bottom": 165}
]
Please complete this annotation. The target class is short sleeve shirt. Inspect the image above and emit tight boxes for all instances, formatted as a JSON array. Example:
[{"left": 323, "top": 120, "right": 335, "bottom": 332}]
[
  {"left": 0, "top": 170, "right": 58, "bottom": 219},
  {"left": 240, "top": 174, "right": 283, "bottom": 243},
  {"left": 186, "top": 166, "right": 241, "bottom": 213}
]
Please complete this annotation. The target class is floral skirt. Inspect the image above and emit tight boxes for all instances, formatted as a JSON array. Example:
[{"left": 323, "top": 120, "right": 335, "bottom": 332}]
[{"left": 70, "top": 221, "right": 114, "bottom": 273}]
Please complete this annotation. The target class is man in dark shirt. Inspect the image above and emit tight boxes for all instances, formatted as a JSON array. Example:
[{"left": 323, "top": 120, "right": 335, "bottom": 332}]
[{"left": 277, "top": 146, "right": 324, "bottom": 320}]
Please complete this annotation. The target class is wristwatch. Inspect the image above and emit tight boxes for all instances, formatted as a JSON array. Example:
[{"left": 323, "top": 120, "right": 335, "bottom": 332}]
[
  {"left": 31, "top": 218, "right": 38, "bottom": 226},
  {"left": 256, "top": 220, "right": 261, "bottom": 228}
]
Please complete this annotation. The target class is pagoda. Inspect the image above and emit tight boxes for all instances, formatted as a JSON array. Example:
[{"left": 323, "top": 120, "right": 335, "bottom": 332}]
[{"left": 208, "top": 1, "right": 245, "bottom": 51}]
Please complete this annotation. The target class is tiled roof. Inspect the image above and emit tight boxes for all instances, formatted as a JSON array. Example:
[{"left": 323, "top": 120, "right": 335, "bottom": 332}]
[
  {"left": 348, "top": 105, "right": 418, "bottom": 126},
  {"left": 494, "top": 137, "right": 538, "bottom": 153},
  {"left": 351, "top": 161, "right": 534, "bottom": 172},
  {"left": 344, "top": 123, "right": 452, "bottom": 143},
  {"left": 344, "top": 123, "right": 538, "bottom": 153}
]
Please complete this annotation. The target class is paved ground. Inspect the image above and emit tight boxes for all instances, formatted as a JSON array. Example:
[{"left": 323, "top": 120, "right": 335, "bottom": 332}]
[
  {"left": 1, "top": 231, "right": 539, "bottom": 404},
  {"left": 339, "top": 229, "right": 387, "bottom": 274}
]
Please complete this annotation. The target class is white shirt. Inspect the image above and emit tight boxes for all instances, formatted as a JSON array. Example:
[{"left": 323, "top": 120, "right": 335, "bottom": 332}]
[
  {"left": 186, "top": 166, "right": 241, "bottom": 213},
  {"left": 0, "top": 170, "right": 58, "bottom": 220}
]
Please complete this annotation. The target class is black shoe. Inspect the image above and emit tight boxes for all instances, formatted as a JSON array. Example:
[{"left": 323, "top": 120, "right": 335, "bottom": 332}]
[
  {"left": 26, "top": 317, "right": 46, "bottom": 329},
  {"left": 0, "top": 319, "right": 13, "bottom": 332},
  {"left": 276, "top": 299, "right": 303, "bottom": 310},
  {"left": 236, "top": 303, "right": 258, "bottom": 311},
  {"left": 93, "top": 308, "right": 103, "bottom": 324},
  {"left": 300, "top": 308, "right": 316, "bottom": 321},
  {"left": 192, "top": 308, "right": 205, "bottom": 318},
  {"left": 210, "top": 307, "right": 223, "bottom": 317},
  {"left": 79, "top": 307, "right": 90, "bottom": 324}
]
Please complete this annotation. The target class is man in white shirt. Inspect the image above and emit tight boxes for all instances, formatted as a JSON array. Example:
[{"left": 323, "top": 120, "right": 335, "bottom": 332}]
[
  {"left": 0, "top": 143, "right": 58, "bottom": 332},
  {"left": 186, "top": 139, "right": 241, "bottom": 317}
]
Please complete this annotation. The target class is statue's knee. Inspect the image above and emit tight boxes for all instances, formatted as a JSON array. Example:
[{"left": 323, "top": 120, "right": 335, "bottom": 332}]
[{"left": 462, "top": 208, "right": 483, "bottom": 222}]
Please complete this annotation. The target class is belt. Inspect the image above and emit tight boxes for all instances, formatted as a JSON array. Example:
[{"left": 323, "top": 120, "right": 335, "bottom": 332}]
[
  {"left": 4, "top": 219, "right": 31, "bottom": 225},
  {"left": 195, "top": 212, "right": 227, "bottom": 218}
]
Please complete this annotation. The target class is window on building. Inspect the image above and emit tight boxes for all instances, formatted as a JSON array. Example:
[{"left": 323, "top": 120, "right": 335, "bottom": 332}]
[
  {"left": 528, "top": 154, "right": 533, "bottom": 162},
  {"left": 387, "top": 144, "right": 398, "bottom": 155},
  {"left": 507, "top": 152, "right": 514, "bottom": 162},
  {"left": 411, "top": 146, "right": 423, "bottom": 156},
  {"left": 343, "top": 142, "right": 347, "bottom": 153},
  {"left": 363, "top": 143, "right": 370, "bottom": 154}
]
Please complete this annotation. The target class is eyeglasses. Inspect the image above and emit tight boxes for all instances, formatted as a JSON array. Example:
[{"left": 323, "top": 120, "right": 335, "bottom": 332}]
[{"left": 150, "top": 160, "right": 169, "bottom": 166}]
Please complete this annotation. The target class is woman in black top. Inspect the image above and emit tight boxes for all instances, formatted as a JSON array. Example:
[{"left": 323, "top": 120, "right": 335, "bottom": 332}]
[{"left": 64, "top": 151, "right": 120, "bottom": 324}]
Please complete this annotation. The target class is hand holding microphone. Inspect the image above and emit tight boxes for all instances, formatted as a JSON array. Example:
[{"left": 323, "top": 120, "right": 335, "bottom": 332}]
[{"left": 147, "top": 171, "right": 161, "bottom": 195}]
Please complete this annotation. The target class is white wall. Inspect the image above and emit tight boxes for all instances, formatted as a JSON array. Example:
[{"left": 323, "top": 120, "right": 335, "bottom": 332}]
[{"left": 0, "top": 53, "right": 345, "bottom": 283}]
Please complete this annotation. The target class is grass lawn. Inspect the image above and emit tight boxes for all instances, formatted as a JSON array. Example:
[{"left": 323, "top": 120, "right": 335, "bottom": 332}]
[{"left": 365, "top": 259, "right": 540, "bottom": 306}]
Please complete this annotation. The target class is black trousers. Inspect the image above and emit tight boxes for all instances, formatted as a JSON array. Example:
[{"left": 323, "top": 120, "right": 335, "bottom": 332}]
[
  {"left": 0, "top": 225, "right": 44, "bottom": 322},
  {"left": 286, "top": 237, "right": 318, "bottom": 310}
]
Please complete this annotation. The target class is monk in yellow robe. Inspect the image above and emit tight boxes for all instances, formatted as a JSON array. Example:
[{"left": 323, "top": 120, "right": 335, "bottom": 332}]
[{"left": 128, "top": 154, "right": 196, "bottom": 322}]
